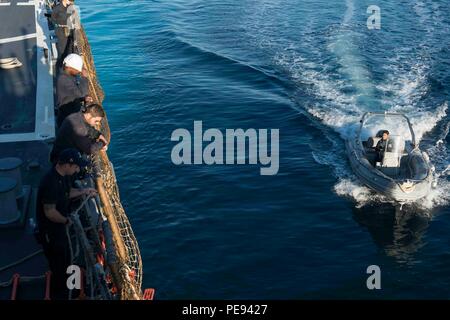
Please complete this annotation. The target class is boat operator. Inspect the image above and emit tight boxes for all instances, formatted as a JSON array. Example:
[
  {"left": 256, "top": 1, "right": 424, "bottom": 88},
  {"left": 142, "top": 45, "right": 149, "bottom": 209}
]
[
  {"left": 35, "top": 148, "right": 97, "bottom": 300},
  {"left": 56, "top": 53, "right": 93, "bottom": 127},
  {"left": 51, "top": 0, "right": 74, "bottom": 67},
  {"left": 50, "top": 104, "right": 109, "bottom": 163},
  {"left": 375, "top": 130, "right": 389, "bottom": 163}
]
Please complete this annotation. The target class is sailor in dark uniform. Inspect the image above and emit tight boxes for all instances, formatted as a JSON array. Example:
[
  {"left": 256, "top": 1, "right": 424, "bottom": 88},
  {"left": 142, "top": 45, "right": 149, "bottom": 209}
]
[
  {"left": 36, "top": 148, "right": 96, "bottom": 300},
  {"left": 51, "top": 0, "right": 74, "bottom": 67},
  {"left": 375, "top": 130, "right": 389, "bottom": 163},
  {"left": 56, "top": 53, "right": 93, "bottom": 127},
  {"left": 50, "top": 104, "right": 108, "bottom": 163}
]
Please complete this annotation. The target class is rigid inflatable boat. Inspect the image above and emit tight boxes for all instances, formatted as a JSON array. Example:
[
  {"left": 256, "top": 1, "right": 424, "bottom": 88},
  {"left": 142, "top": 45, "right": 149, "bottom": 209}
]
[{"left": 345, "top": 112, "right": 434, "bottom": 203}]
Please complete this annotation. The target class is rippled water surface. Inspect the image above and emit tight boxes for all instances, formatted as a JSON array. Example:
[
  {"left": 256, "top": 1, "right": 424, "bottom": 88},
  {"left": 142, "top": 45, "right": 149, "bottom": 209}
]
[{"left": 79, "top": 0, "right": 450, "bottom": 298}]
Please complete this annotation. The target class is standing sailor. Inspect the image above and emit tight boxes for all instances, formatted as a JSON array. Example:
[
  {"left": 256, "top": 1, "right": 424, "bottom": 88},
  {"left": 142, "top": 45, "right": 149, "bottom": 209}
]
[
  {"left": 35, "top": 148, "right": 96, "bottom": 300},
  {"left": 56, "top": 53, "right": 93, "bottom": 127},
  {"left": 51, "top": 0, "right": 74, "bottom": 67}
]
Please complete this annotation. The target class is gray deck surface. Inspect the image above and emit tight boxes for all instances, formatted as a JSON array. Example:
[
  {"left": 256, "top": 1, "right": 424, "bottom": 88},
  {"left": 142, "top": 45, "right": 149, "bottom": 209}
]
[
  {"left": 0, "top": 2, "right": 53, "bottom": 299},
  {"left": 0, "top": 2, "right": 37, "bottom": 134}
]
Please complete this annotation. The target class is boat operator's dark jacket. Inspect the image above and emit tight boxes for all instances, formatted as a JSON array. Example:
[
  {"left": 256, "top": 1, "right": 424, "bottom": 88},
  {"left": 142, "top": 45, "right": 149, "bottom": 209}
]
[
  {"left": 51, "top": 112, "right": 105, "bottom": 163},
  {"left": 375, "top": 139, "right": 388, "bottom": 152},
  {"left": 375, "top": 138, "right": 388, "bottom": 162}
]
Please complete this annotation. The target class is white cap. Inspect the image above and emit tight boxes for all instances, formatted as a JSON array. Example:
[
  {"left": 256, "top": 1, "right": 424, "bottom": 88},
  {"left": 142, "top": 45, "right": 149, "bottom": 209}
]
[{"left": 63, "top": 53, "right": 83, "bottom": 72}]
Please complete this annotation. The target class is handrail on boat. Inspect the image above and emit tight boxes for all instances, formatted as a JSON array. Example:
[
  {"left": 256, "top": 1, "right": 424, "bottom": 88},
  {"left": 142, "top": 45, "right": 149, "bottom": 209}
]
[{"left": 357, "top": 111, "right": 417, "bottom": 148}]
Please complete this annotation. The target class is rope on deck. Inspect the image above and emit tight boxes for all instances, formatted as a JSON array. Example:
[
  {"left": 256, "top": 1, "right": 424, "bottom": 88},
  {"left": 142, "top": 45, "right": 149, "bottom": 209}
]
[{"left": 0, "top": 250, "right": 44, "bottom": 274}]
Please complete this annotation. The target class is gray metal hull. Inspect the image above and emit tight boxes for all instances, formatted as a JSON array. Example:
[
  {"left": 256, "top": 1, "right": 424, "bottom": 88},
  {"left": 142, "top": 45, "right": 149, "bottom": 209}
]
[{"left": 345, "top": 136, "right": 433, "bottom": 203}]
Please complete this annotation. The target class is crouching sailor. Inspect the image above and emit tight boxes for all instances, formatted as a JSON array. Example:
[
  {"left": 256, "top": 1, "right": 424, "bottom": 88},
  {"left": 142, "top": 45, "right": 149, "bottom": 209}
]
[
  {"left": 50, "top": 104, "right": 109, "bottom": 164},
  {"left": 56, "top": 54, "right": 93, "bottom": 127},
  {"left": 35, "top": 148, "right": 96, "bottom": 300}
]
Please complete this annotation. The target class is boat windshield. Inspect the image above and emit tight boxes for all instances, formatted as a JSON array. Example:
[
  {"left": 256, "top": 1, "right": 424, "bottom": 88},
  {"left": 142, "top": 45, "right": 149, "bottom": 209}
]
[
  {"left": 359, "top": 114, "right": 414, "bottom": 144},
  {"left": 385, "top": 135, "right": 404, "bottom": 154}
]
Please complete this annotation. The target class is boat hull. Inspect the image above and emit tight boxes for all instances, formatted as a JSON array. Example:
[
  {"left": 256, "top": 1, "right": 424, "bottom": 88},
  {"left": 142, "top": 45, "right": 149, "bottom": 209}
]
[{"left": 345, "top": 136, "right": 433, "bottom": 203}]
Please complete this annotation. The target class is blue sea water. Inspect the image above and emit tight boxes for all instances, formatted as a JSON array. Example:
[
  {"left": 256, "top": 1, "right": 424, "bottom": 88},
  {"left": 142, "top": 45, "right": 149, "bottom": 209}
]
[{"left": 78, "top": 0, "right": 450, "bottom": 299}]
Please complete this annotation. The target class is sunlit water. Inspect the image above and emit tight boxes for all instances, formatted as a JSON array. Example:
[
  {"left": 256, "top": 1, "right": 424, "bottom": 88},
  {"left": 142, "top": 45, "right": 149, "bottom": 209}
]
[{"left": 79, "top": 0, "right": 450, "bottom": 298}]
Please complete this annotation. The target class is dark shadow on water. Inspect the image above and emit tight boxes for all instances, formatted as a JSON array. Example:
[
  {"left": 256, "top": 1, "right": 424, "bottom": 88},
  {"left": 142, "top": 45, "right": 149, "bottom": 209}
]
[{"left": 352, "top": 203, "right": 431, "bottom": 265}]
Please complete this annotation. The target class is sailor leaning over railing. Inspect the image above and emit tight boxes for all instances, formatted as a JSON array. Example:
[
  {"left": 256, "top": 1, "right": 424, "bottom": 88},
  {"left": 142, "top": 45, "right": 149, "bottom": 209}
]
[
  {"left": 56, "top": 53, "right": 93, "bottom": 127},
  {"left": 50, "top": 103, "right": 109, "bottom": 164},
  {"left": 51, "top": 0, "right": 82, "bottom": 65},
  {"left": 50, "top": 1, "right": 90, "bottom": 127},
  {"left": 45, "top": 1, "right": 144, "bottom": 299},
  {"left": 51, "top": 0, "right": 73, "bottom": 67}
]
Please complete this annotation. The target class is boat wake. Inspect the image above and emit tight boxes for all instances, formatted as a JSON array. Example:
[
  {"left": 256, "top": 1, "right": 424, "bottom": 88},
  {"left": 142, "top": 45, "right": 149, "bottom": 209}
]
[{"left": 261, "top": 0, "right": 450, "bottom": 209}]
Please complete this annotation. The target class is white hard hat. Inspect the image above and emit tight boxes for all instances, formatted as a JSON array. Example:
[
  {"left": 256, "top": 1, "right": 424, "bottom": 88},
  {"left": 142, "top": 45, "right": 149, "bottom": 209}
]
[{"left": 63, "top": 53, "right": 83, "bottom": 72}]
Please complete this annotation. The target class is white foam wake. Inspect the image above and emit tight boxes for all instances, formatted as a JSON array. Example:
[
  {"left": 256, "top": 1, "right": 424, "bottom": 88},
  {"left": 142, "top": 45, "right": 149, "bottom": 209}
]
[
  {"left": 331, "top": 0, "right": 449, "bottom": 208},
  {"left": 293, "top": 0, "right": 448, "bottom": 209},
  {"left": 244, "top": 0, "right": 449, "bottom": 209}
]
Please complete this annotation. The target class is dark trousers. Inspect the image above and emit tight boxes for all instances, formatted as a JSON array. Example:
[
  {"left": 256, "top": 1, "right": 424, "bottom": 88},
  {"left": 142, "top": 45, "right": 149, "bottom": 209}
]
[
  {"left": 55, "top": 28, "right": 69, "bottom": 69},
  {"left": 55, "top": 28, "right": 77, "bottom": 70},
  {"left": 41, "top": 230, "right": 71, "bottom": 300},
  {"left": 376, "top": 151, "right": 384, "bottom": 163}
]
